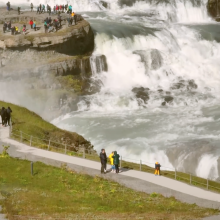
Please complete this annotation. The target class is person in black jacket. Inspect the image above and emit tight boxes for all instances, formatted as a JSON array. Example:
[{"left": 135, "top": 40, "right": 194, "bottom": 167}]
[
  {"left": 1, "top": 107, "right": 6, "bottom": 126},
  {"left": 100, "top": 149, "right": 107, "bottom": 174},
  {"left": 5, "top": 107, "right": 12, "bottom": 126}
]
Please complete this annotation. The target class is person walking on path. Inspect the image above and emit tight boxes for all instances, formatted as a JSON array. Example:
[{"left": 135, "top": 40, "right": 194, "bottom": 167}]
[
  {"left": 0, "top": 107, "right": 5, "bottom": 126},
  {"left": 17, "top": 7, "right": 21, "bottom": 15},
  {"left": 154, "top": 162, "right": 161, "bottom": 176},
  {"left": 108, "top": 151, "right": 115, "bottom": 173},
  {"left": 5, "top": 107, "right": 12, "bottom": 126},
  {"left": 100, "top": 149, "right": 107, "bottom": 174},
  {"left": 112, "top": 151, "right": 120, "bottom": 174}
]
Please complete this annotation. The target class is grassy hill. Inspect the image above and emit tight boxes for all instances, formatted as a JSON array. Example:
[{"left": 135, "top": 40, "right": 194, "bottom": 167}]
[
  {"left": 0, "top": 157, "right": 219, "bottom": 220},
  {"left": 0, "top": 101, "right": 94, "bottom": 153}
]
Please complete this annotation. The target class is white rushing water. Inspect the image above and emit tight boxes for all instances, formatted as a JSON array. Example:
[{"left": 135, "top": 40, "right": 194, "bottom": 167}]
[
  {"left": 3, "top": 0, "right": 219, "bottom": 179},
  {"left": 53, "top": 0, "right": 220, "bottom": 180}
]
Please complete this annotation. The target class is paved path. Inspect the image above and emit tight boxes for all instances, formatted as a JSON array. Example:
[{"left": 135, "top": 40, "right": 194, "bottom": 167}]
[{"left": 0, "top": 126, "right": 220, "bottom": 219}]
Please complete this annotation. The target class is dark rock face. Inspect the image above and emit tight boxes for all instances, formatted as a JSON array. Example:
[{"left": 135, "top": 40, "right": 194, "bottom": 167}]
[
  {"left": 207, "top": 0, "right": 220, "bottom": 18},
  {"left": 132, "top": 87, "right": 150, "bottom": 103},
  {"left": 90, "top": 54, "right": 108, "bottom": 74},
  {"left": 164, "top": 96, "right": 174, "bottom": 103},
  {"left": 100, "top": 1, "right": 109, "bottom": 8},
  {"left": 171, "top": 79, "right": 197, "bottom": 91}
]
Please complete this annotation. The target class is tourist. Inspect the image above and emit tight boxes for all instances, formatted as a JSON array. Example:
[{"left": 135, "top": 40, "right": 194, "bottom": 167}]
[
  {"left": 100, "top": 149, "right": 107, "bottom": 174},
  {"left": 48, "top": 17, "right": 52, "bottom": 24},
  {"left": 154, "top": 162, "right": 161, "bottom": 176},
  {"left": 22, "top": 24, "right": 26, "bottom": 34},
  {"left": 109, "top": 151, "right": 115, "bottom": 173},
  {"left": 11, "top": 26, "right": 15, "bottom": 35},
  {"left": 5, "top": 107, "right": 12, "bottom": 126},
  {"left": 33, "top": 21, "right": 36, "bottom": 31},
  {"left": 29, "top": 19, "right": 33, "bottom": 29},
  {"left": 18, "top": 6, "right": 21, "bottom": 15},
  {"left": 3, "top": 22, "right": 7, "bottom": 33},
  {"left": 30, "top": 3, "right": 33, "bottom": 12},
  {"left": 42, "top": 4, "right": 45, "bottom": 13},
  {"left": 6, "top": 1, "right": 10, "bottom": 12},
  {"left": 15, "top": 26, "right": 19, "bottom": 34},
  {"left": 44, "top": 20, "right": 48, "bottom": 33},
  {"left": 1, "top": 107, "right": 6, "bottom": 126},
  {"left": 7, "top": 21, "right": 11, "bottom": 30},
  {"left": 39, "top": 4, "right": 42, "bottom": 13},
  {"left": 57, "top": 14, "right": 62, "bottom": 27},
  {"left": 112, "top": 151, "right": 120, "bottom": 174}
]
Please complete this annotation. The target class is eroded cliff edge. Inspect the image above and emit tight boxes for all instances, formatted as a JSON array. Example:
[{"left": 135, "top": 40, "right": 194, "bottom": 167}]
[{"left": 0, "top": 9, "right": 107, "bottom": 120}]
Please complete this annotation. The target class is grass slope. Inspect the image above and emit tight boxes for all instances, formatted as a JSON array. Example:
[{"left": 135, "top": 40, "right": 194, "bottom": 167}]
[
  {"left": 0, "top": 157, "right": 219, "bottom": 220},
  {"left": 0, "top": 101, "right": 92, "bottom": 151}
]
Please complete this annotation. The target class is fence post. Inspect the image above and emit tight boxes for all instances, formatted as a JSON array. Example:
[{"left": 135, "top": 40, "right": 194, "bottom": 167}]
[
  {"left": 120, "top": 155, "right": 122, "bottom": 168},
  {"left": 30, "top": 136, "right": 32, "bottom": 147},
  {"left": 48, "top": 139, "right": 50, "bottom": 151},
  {"left": 140, "top": 160, "right": 142, "bottom": 171},
  {"left": 20, "top": 131, "right": 22, "bottom": 143},
  {"left": 65, "top": 144, "right": 67, "bottom": 154},
  {"left": 207, "top": 178, "right": 209, "bottom": 190},
  {"left": 175, "top": 169, "right": 176, "bottom": 180},
  {"left": 83, "top": 148, "right": 85, "bottom": 158},
  {"left": 190, "top": 173, "right": 192, "bottom": 185},
  {"left": 31, "top": 161, "right": 33, "bottom": 176}
]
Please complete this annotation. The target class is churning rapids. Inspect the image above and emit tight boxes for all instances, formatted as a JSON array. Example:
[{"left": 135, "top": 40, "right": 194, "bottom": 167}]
[{"left": 4, "top": 0, "right": 220, "bottom": 179}]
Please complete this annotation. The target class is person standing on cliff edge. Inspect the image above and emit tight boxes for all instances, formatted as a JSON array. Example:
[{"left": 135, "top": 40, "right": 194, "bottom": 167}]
[
  {"left": 6, "top": 2, "right": 10, "bottom": 13},
  {"left": 100, "top": 149, "right": 107, "bottom": 174},
  {"left": 30, "top": 3, "right": 33, "bottom": 12}
]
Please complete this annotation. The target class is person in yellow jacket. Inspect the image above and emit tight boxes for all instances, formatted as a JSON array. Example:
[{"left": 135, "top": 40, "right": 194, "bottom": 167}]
[
  {"left": 155, "top": 162, "right": 161, "bottom": 176},
  {"left": 109, "top": 151, "right": 115, "bottom": 173}
]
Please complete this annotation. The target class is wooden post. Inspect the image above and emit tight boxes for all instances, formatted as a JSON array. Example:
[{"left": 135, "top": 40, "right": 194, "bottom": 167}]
[
  {"left": 190, "top": 173, "right": 192, "bottom": 185},
  {"left": 83, "top": 148, "right": 85, "bottom": 158},
  {"left": 207, "top": 178, "right": 209, "bottom": 189},
  {"left": 20, "top": 131, "right": 22, "bottom": 143},
  {"left": 48, "top": 139, "right": 50, "bottom": 151},
  {"left": 140, "top": 160, "right": 142, "bottom": 171}
]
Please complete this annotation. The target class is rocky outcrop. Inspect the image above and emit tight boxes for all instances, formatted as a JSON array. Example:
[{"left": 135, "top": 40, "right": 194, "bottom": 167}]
[
  {"left": 0, "top": 15, "right": 94, "bottom": 55},
  {"left": 132, "top": 87, "right": 149, "bottom": 103},
  {"left": 207, "top": 0, "right": 220, "bottom": 19}
]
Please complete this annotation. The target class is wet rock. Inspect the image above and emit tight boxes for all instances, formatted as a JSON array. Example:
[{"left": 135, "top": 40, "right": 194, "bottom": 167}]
[
  {"left": 171, "top": 82, "right": 185, "bottom": 90},
  {"left": 158, "top": 89, "right": 163, "bottom": 93},
  {"left": 90, "top": 55, "right": 108, "bottom": 74},
  {"left": 161, "top": 101, "right": 166, "bottom": 106},
  {"left": 164, "top": 96, "right": 173, "bottom": 103},
  {"left": 132, "top": 87, "right": 149, "bottom": 103},
  {"left": 100, "top": 1, "right": 109, "bottom": 8},
  {"left": 187, "top": 80, "right": 198, "bottom": 90}
]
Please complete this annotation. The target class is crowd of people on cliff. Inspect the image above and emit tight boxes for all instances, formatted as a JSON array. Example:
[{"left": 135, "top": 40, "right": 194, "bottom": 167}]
[
  {"left": 3, "top": 2, "right": 77, "bottom": 35},
  {"left": 100, "top": 149, "right": 161, "bottom": 176},
  {"left": 0, "top": 107, "right": 12, "bottom": 127}
]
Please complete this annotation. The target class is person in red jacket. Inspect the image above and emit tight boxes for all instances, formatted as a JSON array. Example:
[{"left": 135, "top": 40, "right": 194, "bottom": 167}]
[{"left": 29, "top": 19, "right": 33, "bottom": 29}]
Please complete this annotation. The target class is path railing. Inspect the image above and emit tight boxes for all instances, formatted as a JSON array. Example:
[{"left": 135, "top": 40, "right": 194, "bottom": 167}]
[{"left": 9, "top": 126, "right": 220, "bottom": 194}]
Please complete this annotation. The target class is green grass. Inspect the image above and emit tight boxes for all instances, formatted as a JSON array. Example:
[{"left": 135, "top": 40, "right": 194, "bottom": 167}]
[
  {"left": 0, "top": 157, "right": 219, "bottom": 220},
  {"left": 0, "top": 101, "right": 92, "bottom": 152}
]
